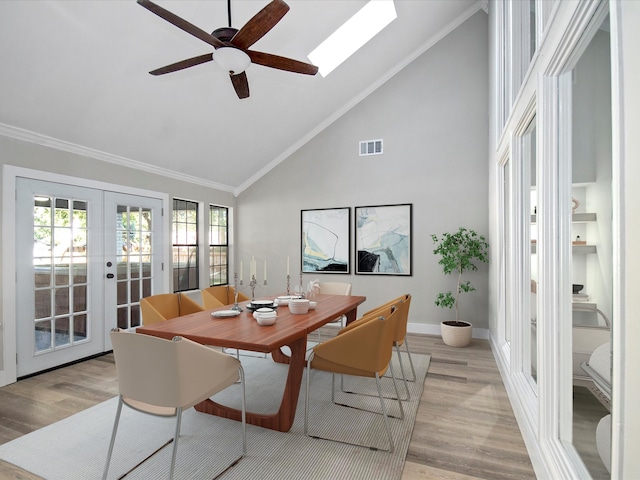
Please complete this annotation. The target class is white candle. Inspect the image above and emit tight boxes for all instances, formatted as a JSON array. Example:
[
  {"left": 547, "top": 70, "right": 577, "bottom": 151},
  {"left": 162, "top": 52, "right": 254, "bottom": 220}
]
[
  {"left": 240, "top": 261, "right": 243, "bottom": 281},
  {"left": 287, "top": 256, "right": 290, "bottom": 275},
  {"left": 264, "top": 260, "right": 267, "bottom": 282},
  {"left": 252, "top": 256, "right": 255, "bottom": 277}
]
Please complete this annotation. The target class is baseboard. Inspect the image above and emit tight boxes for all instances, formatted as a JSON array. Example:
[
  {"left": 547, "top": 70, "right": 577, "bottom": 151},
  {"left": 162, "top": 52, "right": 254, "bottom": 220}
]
[{"left": 407, "top": 322, "right": 489, "bottom": 339}]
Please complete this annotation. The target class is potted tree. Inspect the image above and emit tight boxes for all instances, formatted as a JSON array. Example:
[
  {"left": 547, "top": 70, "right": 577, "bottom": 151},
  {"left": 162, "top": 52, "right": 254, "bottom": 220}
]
[{"left": 432, "top": 227, "right": 489, "bottom": 347}]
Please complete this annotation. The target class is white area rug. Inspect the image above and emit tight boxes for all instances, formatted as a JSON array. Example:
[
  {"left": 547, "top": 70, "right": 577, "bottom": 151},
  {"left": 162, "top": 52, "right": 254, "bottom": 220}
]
[{"left": 0, "top": 352, "right": 430, "bottom": 480}]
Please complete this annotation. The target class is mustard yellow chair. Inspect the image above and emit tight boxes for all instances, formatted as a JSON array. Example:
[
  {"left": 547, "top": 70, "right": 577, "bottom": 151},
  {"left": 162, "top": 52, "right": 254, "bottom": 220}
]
[
  {"left": 140, "top": 292, "right": 204, "bottom": 326},
  {"left": 103, "top": 329, "right": 246, "bottom": 480},
  {"left": 341, "top": 294, "right": 413, "bottom": 401},
  {"left": 364, "top": 294, "right": 415, "bottom": 380},
  {"left": 201, "top": 286, "right": 249, "bottom": 309},
  {"left": 304, "top": 305, "right": 403, "bottom": 452}
]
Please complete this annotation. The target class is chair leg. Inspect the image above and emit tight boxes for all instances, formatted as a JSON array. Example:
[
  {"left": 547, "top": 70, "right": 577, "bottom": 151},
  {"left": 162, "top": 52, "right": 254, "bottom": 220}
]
[
  {"left": 393, "top": 343, "right": 411, "bottom": 401},
  {"left": 102, "top": 396, "right": 124, "bottom": 480},
  {"left": 169, "top": 407, "right": 183, "bottom": 480},
  {"left": 340, "top": 345, "right": 410, "bottom": 402},
  {"left": 386, "top": 361, "right": 405, "bottom": 420},
  {"left": 402, "top": 338, "right": 417, "bottom": 382},
  {"left": 304, "top": 357, "right": 395, "bottom": 453},
  {"left": 239, "top": 366, "right": 247, "bottom": 455},
  {"left": 375, "top": 372, "right": 395, "bottom": 453}
]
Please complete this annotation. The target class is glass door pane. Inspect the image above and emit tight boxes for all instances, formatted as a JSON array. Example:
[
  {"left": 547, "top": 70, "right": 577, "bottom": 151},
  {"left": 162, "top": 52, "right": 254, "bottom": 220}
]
[
  {"left": 16, "top": 179, "right": 103, "bottom": 377},
  {"left": 104, "top": 192, "right": 163, "bottom": 339}
]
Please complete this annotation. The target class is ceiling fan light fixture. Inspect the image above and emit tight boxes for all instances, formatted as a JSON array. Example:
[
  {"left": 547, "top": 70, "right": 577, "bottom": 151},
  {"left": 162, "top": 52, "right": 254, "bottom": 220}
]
[{"left": 212, "top": 47, "right": 251, "bottom": 75}]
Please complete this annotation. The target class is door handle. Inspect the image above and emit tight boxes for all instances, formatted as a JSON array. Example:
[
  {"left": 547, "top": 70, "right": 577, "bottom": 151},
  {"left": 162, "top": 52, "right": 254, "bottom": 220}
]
[{"left": 106, "top": 273, "right": 115, "bottom": 279}]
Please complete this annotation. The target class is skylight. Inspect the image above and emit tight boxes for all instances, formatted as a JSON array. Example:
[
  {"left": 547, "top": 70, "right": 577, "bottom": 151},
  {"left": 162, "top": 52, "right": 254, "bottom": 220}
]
[{"left": 308, "top": 0, "right": 397, "bottom": 77}]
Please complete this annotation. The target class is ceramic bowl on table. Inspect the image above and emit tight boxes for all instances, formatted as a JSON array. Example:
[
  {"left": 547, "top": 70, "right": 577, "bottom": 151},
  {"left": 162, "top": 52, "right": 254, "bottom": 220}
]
[
  {"left": 289, "top": 298, "right": 310, "bottom": 314},
  {"left": 274, "top": 295, "right": 301, "bottom": 306},
  {"left": 253, "top": 308, "right": 277, "bottom": 326}
]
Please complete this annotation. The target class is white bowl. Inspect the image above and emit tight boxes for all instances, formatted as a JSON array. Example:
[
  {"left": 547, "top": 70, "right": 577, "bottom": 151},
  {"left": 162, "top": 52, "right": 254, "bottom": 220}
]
[
  {"left": 255, "top": 314, "right": 276, "bottom": 326},
  {"left": 289, "top": 298, "right": 310, "bottom": 314},
  {"left": 274, "top": 295, "right": 301, "bottom": 306},
  {"left": 308, "top": 301, "right": 317, "bottom": 310}
]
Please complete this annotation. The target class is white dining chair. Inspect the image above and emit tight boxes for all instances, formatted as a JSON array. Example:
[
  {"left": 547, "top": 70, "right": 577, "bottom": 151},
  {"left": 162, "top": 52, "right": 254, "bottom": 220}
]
[{"left": 103, "top": 329, "right": 246, "bottom": 480}]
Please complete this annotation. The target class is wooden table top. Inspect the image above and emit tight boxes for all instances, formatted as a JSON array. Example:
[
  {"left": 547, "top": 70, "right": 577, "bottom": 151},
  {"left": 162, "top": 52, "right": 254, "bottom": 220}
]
[{"left": 136, "top": 294, "right": 366, "bottom": 353}]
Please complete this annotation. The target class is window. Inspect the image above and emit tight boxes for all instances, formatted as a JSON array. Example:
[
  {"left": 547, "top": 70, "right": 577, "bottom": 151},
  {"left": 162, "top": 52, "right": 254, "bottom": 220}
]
[
  {"left": 209, "top": 205, "right": 229, "bottom": 286},
  {"left": 172, "top": 199, "right": 198, "bottom": 292}
]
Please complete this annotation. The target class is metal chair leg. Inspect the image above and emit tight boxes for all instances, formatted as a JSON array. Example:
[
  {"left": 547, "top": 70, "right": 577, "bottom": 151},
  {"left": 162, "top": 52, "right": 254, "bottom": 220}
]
[
  {"left": 102, "top": 396, "right": 124, "bottom": 480},
  {"left": 170, "top": 408, "right": 182, "bottom": 480},
  {"left": 340, "top": 344, "right": 410, "bottom": 402},
  {"left": 304, "top": 355, "right": 397, "bottom": 452}
]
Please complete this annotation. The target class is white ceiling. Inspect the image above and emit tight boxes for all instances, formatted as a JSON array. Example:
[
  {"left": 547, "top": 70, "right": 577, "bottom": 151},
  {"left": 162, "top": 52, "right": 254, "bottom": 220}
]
[{"left": 0, "top": 0, "right": 481, "bottom": 194}]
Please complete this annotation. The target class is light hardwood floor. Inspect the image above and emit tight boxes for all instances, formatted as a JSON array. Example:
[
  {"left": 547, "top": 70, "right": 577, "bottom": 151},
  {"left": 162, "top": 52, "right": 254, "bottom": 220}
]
[{"left": 0, "top": 333, "right": 536, "bottom": 479}]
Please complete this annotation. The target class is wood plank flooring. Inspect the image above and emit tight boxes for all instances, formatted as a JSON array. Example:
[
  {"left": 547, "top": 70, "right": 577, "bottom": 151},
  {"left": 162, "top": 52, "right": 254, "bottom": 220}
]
[{"left": 0, "top": 333, "right": 536, "bottom": 479}]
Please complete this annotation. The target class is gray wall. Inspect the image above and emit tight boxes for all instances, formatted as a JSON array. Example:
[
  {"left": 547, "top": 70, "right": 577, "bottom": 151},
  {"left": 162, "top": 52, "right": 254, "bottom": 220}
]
[{"left": 236, "top": 12, "right": 490, "bottom": 328}]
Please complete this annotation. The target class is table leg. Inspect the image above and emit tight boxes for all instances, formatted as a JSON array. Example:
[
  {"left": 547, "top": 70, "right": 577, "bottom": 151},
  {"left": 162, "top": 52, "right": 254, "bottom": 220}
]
[
  {"left": 344, "top": 306, "right": 358, "bottom": 325},
  {"left": 194, "top": 334, "right": 307, "bottom": 432}
]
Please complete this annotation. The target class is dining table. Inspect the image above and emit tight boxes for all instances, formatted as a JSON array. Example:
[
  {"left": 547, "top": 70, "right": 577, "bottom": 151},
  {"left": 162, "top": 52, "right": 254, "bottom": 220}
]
[{"left": 136, "top": 293, "right": 366, "bottom": 432}]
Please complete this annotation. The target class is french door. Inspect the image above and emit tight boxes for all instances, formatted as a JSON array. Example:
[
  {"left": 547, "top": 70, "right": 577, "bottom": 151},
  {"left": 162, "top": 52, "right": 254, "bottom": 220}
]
[{"left": 15, "top": 179, "right": 163, "bottom": 377}]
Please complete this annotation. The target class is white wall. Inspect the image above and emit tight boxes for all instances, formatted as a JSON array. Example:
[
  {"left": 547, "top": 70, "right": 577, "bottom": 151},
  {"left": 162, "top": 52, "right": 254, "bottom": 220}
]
[
  {"left": 236, "top": 12, "right": 489, "bottom": 329},
  {"left": 0, "top": 135, "right": 236, "bottom": 378}
]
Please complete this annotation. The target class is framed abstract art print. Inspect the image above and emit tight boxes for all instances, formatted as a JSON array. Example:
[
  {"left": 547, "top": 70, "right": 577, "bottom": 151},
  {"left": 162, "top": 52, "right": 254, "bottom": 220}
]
[
  {"left": 301, "top": 207, "right": 350, "bottom": 273},
  {"left": 355, "top": 204, "right": 412, "bottom": 275}
]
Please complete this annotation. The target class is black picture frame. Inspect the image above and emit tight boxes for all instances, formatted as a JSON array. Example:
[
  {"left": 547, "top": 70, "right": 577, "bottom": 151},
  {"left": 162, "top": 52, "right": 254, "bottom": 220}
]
[
  {"left": 355, "top": 204, "right": 412, "bottom": 275},
  {"left": 301, "top": 207, "right": 350, "bottom": 274}
]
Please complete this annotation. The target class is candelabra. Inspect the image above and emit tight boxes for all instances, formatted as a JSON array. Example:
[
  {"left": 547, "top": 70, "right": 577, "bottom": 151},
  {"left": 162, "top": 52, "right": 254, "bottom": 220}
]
[
  {"left": 250, "top": 274, "right": 257, "bottom": 301},
  {"left": 298, "top": 271, "right": 305, "bottom": 298},
  {"left": 231, "top": 272, "right": 242, "bottom": 312},
  {"left": 286, "top": 274, "right": 290, "bottom": 295}
]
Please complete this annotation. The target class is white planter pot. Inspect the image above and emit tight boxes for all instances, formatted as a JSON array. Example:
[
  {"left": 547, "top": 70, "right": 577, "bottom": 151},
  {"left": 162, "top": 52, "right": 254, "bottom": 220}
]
[{"left": 441, "top": 321, "right": 472, "bottom": 347}]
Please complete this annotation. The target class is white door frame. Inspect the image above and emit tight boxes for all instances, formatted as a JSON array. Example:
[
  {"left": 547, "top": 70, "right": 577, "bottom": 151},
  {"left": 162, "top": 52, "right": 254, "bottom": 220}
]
[{"left": 1, "top": 165, "right": 170, "bottom": 386}]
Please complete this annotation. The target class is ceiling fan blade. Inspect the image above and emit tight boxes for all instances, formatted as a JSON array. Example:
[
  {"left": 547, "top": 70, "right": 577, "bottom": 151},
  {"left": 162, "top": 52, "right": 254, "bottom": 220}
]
[
  {"left": 149, "top": 53, "right": 214, "bottom": 76},
  {"left": 230, "top": 72, "right": 250, "bottom": 99},
  {"left": 137, "top": 0, "right": 224, "bottom": 49},
  {"left": 231, "top": 0, "right": 290, "bottom": 50},
  {"left": 246, "top": 50, "right": 318, "bottom": 75}
]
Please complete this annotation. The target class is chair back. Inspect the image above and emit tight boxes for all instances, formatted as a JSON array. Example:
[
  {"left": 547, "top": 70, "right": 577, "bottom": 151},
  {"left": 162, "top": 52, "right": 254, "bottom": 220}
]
[
  {"left": 361, "top": 294, "right": 411, "bottom": 344},
  {"left": 314, "top": 305, "right": 398, "bottom": 375},
  {"left": 393, "top": 294, "right": 411, "bottom": 343},
  {"left": 110, "top": 330, "right": 240, "bottom": 409},
  {"left": 319, "top": 282, "right": 352, "bottom": 296},
  {"left": 140, "top": 292, "right": 204, "bottom": 325},
  {"left": 201, "top": 288, "right": 226, "bottom": 309},
  {"left": 202, "top": 286, "right": 249, "bottom": 308},
  {"left": 140, "top": 293, "right": 180, "bottom": 325}
]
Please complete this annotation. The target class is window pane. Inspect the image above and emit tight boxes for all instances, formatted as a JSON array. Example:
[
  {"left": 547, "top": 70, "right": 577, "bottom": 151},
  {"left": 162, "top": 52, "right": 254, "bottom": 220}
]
[
  {"left": 209, "top": 206, "right": 229, "bottom": 286},
  {"left": 172, "top": 199, "right": 199, "bottom": 292}
]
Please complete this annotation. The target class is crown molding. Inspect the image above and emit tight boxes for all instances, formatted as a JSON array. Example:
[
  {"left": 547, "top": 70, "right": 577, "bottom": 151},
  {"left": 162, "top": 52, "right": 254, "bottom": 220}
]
[{"left": 0, "top": 123, "right": 236, "bottom": 194}]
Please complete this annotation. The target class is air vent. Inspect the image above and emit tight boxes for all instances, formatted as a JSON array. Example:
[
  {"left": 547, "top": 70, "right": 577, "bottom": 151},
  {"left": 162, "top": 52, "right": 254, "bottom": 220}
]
[{"left": 359, "top": 139, "right": 383, "bottom": 156}]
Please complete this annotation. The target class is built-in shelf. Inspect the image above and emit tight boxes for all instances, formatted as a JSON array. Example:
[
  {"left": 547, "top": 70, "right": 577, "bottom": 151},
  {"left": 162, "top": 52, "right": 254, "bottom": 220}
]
[
  {"left": 531, "top": 243, "right": 596, "bottom": 254},
  {"left": 573, "top": 244, "right": 597, "bottom": 254},
  {"left": 530, "top": 212, "right": 597, "bottom": 223},
  {"left": 572, "top": 301, "right": 597, "bottom": 309}
]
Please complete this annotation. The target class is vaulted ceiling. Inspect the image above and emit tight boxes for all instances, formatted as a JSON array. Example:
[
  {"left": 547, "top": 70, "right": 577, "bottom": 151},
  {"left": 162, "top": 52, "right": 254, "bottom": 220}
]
[{"left": 0, "top": 0, "right": 481, "bottom": 194}]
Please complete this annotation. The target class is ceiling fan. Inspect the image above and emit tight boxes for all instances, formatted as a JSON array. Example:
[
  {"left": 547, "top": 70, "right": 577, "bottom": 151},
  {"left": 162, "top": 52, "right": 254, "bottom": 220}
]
[{"left": 137, "top": 0, "right": 318, "bottom": 99}]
